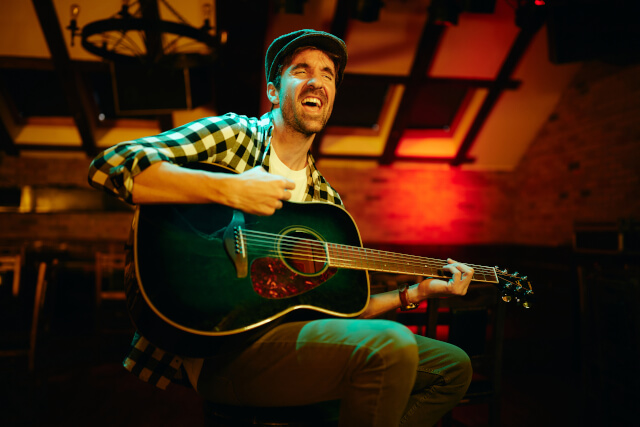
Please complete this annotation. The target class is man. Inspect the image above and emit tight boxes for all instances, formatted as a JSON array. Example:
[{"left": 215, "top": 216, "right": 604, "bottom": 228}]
[{"left": 89, "top": 29, "right": 473, "bottom": 426}]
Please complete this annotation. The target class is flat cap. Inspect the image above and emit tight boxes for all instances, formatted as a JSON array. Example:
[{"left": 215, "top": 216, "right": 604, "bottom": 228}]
[{"left": 265, "top": 29, "right": 348, "bottom": 86}]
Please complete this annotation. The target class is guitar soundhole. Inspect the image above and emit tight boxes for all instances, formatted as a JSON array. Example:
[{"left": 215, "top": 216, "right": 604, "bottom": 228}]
[
  {"left": 250, "top": 229, "right": 336, "bottom": 299},
  {"left": 281, "top": 230, "right": 327, "bottom": 275}
]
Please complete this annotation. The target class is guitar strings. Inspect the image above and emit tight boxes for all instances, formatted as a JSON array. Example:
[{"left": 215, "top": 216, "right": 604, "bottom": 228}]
[
  {"left": 242, "top": 230, "right": 496, "bottom": 274},
  {"left": 244, "top": 241, "right": 498, "bottom": 280},
  {"left": 239, "top": 229, "right": 497, "bottom": 278},
  {"left": 242, "top": 236, "right": 498, "bottom": 281}
]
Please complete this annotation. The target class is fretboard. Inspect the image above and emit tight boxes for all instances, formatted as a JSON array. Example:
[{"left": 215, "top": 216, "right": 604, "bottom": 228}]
[{"left": 327, "top": 243, "right": 499, "bottom": 283}]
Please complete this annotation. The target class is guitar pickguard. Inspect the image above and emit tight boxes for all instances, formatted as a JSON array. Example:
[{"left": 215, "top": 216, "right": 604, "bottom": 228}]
[{"left": 251, "top": 257, "right": 338, "bottom": 299}]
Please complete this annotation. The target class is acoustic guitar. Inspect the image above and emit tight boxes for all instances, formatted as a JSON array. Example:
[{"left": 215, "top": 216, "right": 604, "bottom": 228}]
[{"left": 125, "top": 164, "right": 533, "bottom": 356}]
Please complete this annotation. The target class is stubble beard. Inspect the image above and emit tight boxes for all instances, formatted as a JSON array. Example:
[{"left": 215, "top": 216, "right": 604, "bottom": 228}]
[{"left": 281, "top": 92, "right": 332, "bottom": 137}]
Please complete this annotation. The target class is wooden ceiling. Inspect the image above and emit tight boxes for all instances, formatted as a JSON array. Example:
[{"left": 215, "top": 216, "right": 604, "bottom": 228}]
[{"left": 0, "top": 0, "right": 589, "bottom": 170}]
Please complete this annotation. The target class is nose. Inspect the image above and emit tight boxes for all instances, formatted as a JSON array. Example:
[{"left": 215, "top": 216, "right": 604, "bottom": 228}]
[
  {"left": 306, "top": 71, "right": 325, "bottom": 89},
  {"left": 307, "top": 76, "right": 320, "bottom": 89}
]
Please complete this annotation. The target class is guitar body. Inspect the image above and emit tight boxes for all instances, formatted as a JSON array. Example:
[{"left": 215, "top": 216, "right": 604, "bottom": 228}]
[{"left": 127, "top": 166, "right": 370, "bottom": 356}]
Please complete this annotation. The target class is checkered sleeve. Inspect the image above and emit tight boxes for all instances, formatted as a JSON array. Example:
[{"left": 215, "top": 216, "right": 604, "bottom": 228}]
[
  {"left": 87, "top": 114, "right": 252, "bottom": 204},
  {"left": 307, "top": 154, "right": 343, "bottom": 206},
  {"left": 122, "top": 332, "right": 184, "bottom": 390}
]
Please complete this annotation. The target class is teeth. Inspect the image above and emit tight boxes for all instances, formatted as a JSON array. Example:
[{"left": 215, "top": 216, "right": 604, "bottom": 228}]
[{"left": 302, "top": 97, "right": 322, "bottom": 107}]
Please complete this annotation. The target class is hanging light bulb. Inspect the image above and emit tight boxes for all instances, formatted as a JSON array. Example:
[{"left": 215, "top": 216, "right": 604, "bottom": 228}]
[{"left": 70, "top": 4, "right": 80, "bottom": 19}]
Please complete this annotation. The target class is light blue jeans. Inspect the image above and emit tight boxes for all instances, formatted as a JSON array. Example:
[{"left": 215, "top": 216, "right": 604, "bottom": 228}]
[{"left": 196, "top": 319, "right": 472, "bottom": 427}]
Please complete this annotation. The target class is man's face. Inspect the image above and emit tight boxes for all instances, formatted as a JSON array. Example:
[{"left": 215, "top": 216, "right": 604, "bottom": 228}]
[{"left": 276, "top": 48, "right": 337, "bottom": 136}]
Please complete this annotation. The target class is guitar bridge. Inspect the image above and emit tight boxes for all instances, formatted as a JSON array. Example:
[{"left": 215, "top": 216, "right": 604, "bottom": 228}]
[{"left": 223, "top": 210, "right": 248, "bottom": 278}]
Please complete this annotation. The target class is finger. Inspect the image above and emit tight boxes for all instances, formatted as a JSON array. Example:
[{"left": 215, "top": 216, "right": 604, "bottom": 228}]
[
  {"left": 445, "top": 258, "right": 472, "bottom": 276},
  {"left": 283, "top": 179, "right": 296, "bottom": 191},
  {"left": 281, "top": 189, "right": 292, "bottom": 201},
  {"left": 456, "top": 262, "right": 473, "bottom": 274},
  {"left": 443, "top": 260, "right": 461, "bottom": 275}
]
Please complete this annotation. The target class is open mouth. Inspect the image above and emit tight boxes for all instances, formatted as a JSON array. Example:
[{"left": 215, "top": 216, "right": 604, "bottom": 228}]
[{"left": 301, "top": 96, "right": 323, "bottom": 110}]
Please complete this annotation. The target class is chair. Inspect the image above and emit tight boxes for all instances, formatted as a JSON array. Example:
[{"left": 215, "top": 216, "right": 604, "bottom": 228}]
[
  {"left": 95, "top": 252, "right": 127, "bottom": 307},
  {"left": 426, "top": 283, "right": 506, "bottom": 427},
  {"left": 94, "top": 252, "right": 133, "bottom": 359},
  {"left": 0, "top": 255, "right": 22, "bottom": 297},
  {"left": 0, "top": 258, "right": 52, "bottom": 372}
]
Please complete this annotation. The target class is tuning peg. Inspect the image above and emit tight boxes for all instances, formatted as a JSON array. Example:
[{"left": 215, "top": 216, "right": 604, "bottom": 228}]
[
  {"left": 501, "top": 282, "right": 515, "bottom": 303},
  {"left": 513, "top": 272, "right": 519, "bottom": 277},
  {"left": 522, "top": 276, "right": 527, "bottom": 280}
]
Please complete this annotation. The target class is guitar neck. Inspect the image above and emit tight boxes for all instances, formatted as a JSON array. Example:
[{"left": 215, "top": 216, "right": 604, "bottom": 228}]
[{"left": 326, "top": 243, "right": 499, "bottom": 283}]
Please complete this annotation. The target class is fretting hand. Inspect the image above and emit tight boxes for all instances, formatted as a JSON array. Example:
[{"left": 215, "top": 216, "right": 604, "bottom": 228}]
[{"left": 416, "top": 258, "right": 474, "bottom": 300}]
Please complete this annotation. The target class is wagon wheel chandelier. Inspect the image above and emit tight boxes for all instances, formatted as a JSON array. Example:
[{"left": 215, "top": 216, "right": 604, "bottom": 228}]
[{"left": 67, "top": 0, "right": 222, "bottom": 68}]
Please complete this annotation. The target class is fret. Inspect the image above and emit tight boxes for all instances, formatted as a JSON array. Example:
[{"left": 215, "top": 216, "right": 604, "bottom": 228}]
[{"left": 357, "top": 247, "right": 367, "bottom": 270}]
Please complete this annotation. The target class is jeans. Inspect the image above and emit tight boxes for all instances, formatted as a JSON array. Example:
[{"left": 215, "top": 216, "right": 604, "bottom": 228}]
[{"left": 196, "top": 318, "right": 472, "bottom": 427}]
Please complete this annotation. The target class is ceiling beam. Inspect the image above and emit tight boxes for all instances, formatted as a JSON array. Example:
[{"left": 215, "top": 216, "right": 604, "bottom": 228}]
[
  {"left": 214, "top": 0, "right": 269, "bottom": 118},
  {"left": 138, "top": 0, "right": 175, "bottom": 133},
  {"left": 380, "top": 20, "right": 445, "bottom": 165},
  {"left": 0, "top": 56, "right": 109, "bottom": 72},
  {"left": 318, "top": 153, "right": 475, "bottom": 164},
  {"left": 9, "top": 144, "right": 85, "bottom": 153},
  {"left": 139, "top": 0, "right": 163, "bottom": 62},
  {"left": 31, "top": 0, "right": 98, "bottom": 157},
  {"left": 330, "top": 0, "right": 351, "bottom": 39},
  {"left": 451, "top": 6, "right": 547, "bottom": 166}
]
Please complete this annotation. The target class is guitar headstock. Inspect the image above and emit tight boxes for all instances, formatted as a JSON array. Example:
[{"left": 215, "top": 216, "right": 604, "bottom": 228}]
[{"left": 495, "top": 267, "right": 534, "bottom": 308}]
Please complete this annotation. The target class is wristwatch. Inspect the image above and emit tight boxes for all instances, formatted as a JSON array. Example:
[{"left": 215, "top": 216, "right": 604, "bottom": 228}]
[{"left": 398, "top": 284, "right": 419, "bottom": 311}]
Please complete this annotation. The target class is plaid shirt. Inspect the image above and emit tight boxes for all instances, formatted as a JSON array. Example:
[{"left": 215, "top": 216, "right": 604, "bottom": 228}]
[
  {"left": 88, "top": 112, "right": 342, "bottom": 206},
  {"left": 89, "top": 112, "right": 342, "bottom": 390}
]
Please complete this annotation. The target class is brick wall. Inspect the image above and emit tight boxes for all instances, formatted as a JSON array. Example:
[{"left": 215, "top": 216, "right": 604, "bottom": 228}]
[
  {"left": 513, "top": 62, "right": 640, "bottom": 246},
  {"left": 0, "top": 156, "right": 133, "bottom": 251},
  {"left": 1, "top": 61, "right": 638, "bottom": 250},
  {"left": 322, "top": 60, "right": 640, "bottom": 246}
]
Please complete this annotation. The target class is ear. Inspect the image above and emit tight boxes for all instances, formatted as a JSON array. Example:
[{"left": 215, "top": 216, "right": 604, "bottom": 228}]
[{"left": 266, "top": 82, "right": 279, "bottom": 106}]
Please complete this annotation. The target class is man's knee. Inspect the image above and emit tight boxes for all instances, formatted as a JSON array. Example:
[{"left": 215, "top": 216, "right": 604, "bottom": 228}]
[
  {"left": 362, "top": 320, "right": 420, "bottom": 370},
  {"left": 447, "top": 344, "right": 472, "bottom": 396}
]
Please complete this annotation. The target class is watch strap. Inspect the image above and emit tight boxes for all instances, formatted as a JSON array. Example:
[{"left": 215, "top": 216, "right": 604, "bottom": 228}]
[{"left": 398, "top": 284, "right": 419, "bottom": 311}]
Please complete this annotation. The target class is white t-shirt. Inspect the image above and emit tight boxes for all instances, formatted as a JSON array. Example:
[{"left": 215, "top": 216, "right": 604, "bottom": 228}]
[{"left": 268, "top": 145, "right": 309, "bottom": 203}]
